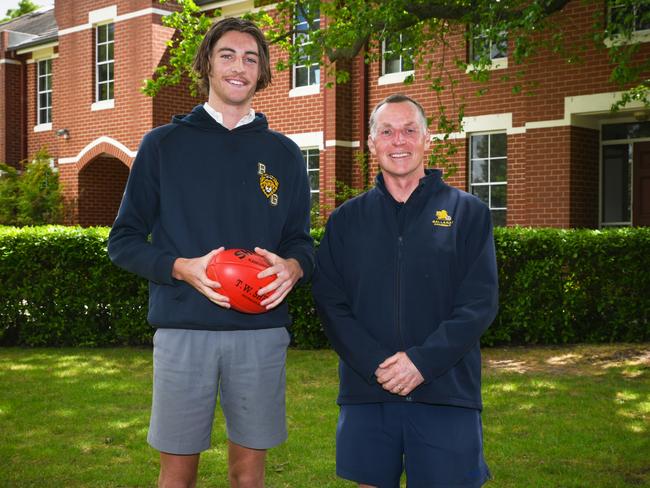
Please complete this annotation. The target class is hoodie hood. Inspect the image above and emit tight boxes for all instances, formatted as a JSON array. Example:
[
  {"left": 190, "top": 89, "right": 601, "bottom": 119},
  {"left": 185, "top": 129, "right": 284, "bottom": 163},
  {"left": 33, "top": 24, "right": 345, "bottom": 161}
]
[{"left": 172, "top": 104, "right": 268, "bottom": 132}]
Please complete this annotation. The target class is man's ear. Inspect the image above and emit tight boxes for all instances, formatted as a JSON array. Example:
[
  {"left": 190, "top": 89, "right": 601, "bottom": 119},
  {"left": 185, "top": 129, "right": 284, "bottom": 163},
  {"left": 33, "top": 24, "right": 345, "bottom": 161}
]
[
  {"left": 368, "top": 136, "right": 377, "bottom": 156},
  {"left": 424, "top": 130, "right": 431, "bottom": 151}
]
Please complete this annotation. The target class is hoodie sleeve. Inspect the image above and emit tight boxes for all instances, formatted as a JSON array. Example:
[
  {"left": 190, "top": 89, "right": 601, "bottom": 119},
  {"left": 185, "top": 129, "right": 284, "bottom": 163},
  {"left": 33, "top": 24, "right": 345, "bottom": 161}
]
[
  {"left": 276, "top": 144, "right": 314, "bottom": 283},
  {"left": 107, "top": 131, "right": 178, "bottom": 285},
  {"left": 312, "top": 209, "right": 393, "bottom": 383},
  {"left": 405, "top": 202, "right": 499, "bottom": 382}
]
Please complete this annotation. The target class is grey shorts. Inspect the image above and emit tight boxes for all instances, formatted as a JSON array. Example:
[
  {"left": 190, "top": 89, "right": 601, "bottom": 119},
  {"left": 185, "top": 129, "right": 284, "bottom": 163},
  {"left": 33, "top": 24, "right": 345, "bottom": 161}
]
[{"left": 147, "top": 327, "right": 290, "bottom": 455}]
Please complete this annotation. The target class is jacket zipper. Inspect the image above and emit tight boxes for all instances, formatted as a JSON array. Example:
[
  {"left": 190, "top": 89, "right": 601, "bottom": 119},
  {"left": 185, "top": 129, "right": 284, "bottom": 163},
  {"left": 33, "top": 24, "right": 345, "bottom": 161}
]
[{"left": 396, "top": 235, "right": 404, "bottom": 349}]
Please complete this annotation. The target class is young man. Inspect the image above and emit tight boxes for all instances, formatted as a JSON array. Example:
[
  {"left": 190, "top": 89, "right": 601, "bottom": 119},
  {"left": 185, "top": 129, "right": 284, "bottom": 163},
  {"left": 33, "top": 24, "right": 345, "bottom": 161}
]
[
  {"left": 312, "top": 94, "right": 498, "bottom": 488},
  {"left": 108, "top": 18, "right": 313, "bottom": 488}
]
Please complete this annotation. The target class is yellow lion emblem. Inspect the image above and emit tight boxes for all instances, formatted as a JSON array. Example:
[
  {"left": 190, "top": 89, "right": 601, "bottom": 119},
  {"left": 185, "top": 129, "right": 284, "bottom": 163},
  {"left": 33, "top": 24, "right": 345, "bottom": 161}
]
[
  {"left": 259, "top": 173, "right": 279, "bottom": 206},
  {"left": 436, "top": 210, "right": 450, "bottom": 221}
]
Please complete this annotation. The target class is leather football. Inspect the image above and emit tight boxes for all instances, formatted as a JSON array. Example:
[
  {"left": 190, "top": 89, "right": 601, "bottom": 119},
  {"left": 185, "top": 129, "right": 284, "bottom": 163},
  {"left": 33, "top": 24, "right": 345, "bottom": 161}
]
[{"left": 206, "top": 249, "right": 275, "bottom": 314}]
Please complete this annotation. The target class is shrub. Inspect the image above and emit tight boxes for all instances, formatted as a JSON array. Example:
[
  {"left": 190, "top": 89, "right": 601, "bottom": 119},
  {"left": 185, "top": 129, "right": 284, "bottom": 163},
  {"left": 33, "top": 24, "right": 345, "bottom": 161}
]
[
  {"left": 0, "top": 148, "right": 63, "bottom": 226},
  {"left": 0, "top": 225, "right": 648, "bottom": 348}
]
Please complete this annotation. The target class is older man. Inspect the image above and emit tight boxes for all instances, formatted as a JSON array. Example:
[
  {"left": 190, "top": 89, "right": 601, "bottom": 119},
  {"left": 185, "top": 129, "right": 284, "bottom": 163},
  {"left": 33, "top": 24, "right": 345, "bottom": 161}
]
[{"left": 312, "top": 94, "right": 498, "bottom": 488}]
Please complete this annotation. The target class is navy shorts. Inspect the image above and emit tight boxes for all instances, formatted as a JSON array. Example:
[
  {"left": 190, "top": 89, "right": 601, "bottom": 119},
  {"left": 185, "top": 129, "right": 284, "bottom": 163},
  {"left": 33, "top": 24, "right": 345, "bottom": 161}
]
[{"left": 336, "top": 402, "right": 490, "bottom": 488}]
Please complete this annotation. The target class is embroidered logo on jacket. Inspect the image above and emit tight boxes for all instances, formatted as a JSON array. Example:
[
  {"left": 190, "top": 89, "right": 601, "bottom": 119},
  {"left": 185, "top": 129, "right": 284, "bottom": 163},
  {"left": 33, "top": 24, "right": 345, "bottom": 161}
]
[
  {"left": 258, "top": 162, "right": 279, "bottom": 206},
  {"left": 432, "top": 209, "right": 453, "bottom": 227}
]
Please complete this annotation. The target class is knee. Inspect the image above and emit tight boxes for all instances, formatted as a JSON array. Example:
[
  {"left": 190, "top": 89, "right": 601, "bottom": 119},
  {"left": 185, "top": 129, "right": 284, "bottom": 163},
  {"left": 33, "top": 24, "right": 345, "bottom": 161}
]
[
  {"left": 229, "top": 471, "right": 264, "bottom": 488},
  {"left": 158, "top": 470, "right": 197, "bottom": 488}
]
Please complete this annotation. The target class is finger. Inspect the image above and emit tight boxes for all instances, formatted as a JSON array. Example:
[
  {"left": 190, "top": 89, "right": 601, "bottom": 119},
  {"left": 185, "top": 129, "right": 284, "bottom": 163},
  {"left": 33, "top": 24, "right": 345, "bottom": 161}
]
[
  {"left": 258, "top": 265, "right": 281, "bottom": 280},
  {"left": 258, "top": 276, "right": 283, "bottom": 296},
  {"left": 262, "top": 284, "right": 291, "bottom": 309},
  {"left": 379, "top": 354, "right": 399, "bottom": 369},
  {"left": 254, "top": 247, "right": 277, "bottom": 265}
]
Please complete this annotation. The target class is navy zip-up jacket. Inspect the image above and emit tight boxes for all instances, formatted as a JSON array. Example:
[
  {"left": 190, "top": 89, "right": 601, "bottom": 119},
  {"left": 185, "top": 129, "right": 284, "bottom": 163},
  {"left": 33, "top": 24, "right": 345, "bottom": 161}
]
[
  {"left": 312, "top": 169, "right": 498, "bottom": 410},
  {"left": 108, "top": 105, "right": 313, "bottom": 331}
]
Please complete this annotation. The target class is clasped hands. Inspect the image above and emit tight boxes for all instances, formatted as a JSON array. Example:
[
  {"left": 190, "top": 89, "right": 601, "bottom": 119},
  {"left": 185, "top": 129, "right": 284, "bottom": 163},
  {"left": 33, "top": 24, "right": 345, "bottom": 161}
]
[
  {"left": 375, "top": 352, "right": 424, "bottom": 396},
  {"left": 172, "top": 246, "right": 303, "bottom": 310}
]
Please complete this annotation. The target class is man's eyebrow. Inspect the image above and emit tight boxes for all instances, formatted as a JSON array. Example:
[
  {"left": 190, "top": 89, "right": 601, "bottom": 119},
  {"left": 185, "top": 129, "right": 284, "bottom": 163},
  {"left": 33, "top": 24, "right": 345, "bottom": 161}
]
[{"left": 217, "top": 46, "right": 259, "bottom": 57}]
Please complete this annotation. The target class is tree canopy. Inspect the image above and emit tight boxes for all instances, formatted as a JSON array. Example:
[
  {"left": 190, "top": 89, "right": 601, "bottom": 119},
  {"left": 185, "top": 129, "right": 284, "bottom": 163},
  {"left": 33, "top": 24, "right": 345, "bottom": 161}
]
[{"left": 2, "top": 0, "right": 39, "bottom": 21}]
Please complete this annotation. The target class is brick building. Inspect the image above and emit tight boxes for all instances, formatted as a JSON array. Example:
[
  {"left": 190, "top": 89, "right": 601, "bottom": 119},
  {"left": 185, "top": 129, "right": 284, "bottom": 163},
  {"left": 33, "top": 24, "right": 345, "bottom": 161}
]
[{"left": 1, "top": 0, "right": 649, "bottom": 227}]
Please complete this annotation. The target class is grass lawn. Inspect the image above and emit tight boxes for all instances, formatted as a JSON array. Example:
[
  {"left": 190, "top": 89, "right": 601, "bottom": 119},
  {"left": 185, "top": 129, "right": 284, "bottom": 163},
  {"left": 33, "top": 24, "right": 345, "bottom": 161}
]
[{"left": 0, "top": 344, "right": 648, "bottom": 487}]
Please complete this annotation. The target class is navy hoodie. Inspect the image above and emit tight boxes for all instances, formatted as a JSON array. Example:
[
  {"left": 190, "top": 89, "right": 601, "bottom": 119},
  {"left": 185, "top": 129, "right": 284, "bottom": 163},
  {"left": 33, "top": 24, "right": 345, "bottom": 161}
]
[
  {"left": 312, "top": 170, "right": 498, "bottom": 409},
  {"left": 108, "top": 105, "right": 313, "bottom": 330}
]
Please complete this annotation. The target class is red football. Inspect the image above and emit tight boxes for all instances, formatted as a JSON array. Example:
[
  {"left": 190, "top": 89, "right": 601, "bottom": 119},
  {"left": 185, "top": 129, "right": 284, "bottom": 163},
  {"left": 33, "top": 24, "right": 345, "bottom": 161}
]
[{"left": 206, "top": 249, "right": 275, "bottom": 314}]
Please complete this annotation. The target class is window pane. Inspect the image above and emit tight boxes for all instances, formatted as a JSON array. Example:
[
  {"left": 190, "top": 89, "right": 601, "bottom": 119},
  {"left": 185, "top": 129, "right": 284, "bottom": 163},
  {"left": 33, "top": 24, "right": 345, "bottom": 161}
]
[
  {"left": 108, "top": 42, "right": 114, "bottom": 61},
  {"left": 98, "top": 64, "right": 108, "bottom": 82},
  {"left": 471, "top": 185, "right": 489, "bottom": 204},
  {"left": 309, "top": 64, "right": 319, "bottom": 85},
  {"left": 107, "top": 23, "right": 114, "bottom": 41},
  {"left": 490, "top": 158, "right": 507, "bottom": 182},
  {"left": 39, "top": 76, "right": 46, "bottom": 91},
  {"left": 309, "top": 171, "right": 319, "bottom": 190},
  {"left": 471, "top": 37, "right": 489, "bottom": 62},
  {"left": 471, "top": 159, "right": 488, "bottom": 183},
  {"left": 402, "top": 54, "right": 414, "bottom": 71},
  {"left": 492, "top": 35, "right": 508, "bottom": 58},
  {"left": 39, "top": 93, "right": 48, "bottom": 108},
  {"left": 385, "top": 57, "right": 400, "bottom": 74},
  {"left": 307, "top": 154, "right": 319, "bottom": 170},
  {"left": 490, "top": 133, "right": 507, "bottom": 157},
  {"left": 39, "top": 108, "right": 46, "bottom": 124},
  {"left": 491, "top": 184, "right": 507, "bottom": 208},
  {"left": 108, "top": 62, "right": 114, "bottom": 80},
  {"left": 310, "top": 193, "right": 319, "bottom": 211},
  {"left": 45, "top": 74, "right": 51, "bottom": 90},
  {"left": 98, "top": 45, "right": 107, "bottom": 62},
  {"left": 636, "top": 6, "right": 650, "bottom": 30},
  {"left": 602, "top": 145, "right": 631, "bottom": 223},
  {"left": 295, "top": 66, "right": 307, "bottom": 87},
  {"left": 491, "top": 210, "right": 506, "bottom": 227},
  {"left": 45, "top": 92, "right": 52, "bottom": 108},
  {"left": 471, "top": 134, "right": 489, "bottom": 158},
  {"left": 98, "top": 25, "right": 107, "bottom": 43},
  {"left": 98, "top": 83, "right": 108, "bottom": 101},
  {"left": 108, "top": 81, "right": 114, "bottom": 99}
]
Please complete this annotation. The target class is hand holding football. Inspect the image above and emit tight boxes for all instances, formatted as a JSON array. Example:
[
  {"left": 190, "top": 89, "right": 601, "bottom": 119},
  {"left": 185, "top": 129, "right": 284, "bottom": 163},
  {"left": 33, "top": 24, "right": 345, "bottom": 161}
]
[{"left": 206, "top": 249, "right": 276, "bottom": 314}]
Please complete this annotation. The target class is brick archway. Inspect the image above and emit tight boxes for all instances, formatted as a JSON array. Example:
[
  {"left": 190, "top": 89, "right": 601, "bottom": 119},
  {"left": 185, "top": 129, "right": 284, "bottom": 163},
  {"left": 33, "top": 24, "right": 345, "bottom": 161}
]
[
  {"left": 58, "top": 137, "right": 135, "bottom": 226},
  {"left": 77, "top": 154, "right": 130, "bottom": 227}
]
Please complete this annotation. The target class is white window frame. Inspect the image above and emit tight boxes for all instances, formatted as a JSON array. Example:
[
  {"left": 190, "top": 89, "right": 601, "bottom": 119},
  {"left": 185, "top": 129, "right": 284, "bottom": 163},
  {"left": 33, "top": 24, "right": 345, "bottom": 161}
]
[
  {"left": 468, "top": 131, "right": 508, "bottom": 226},
  {"left": 301, "top": 147, "right": 320, "bottom": 212},
  {"left": 95, "top": 22, "right": 114, "bottom": 104},
  {"left": 36, "top": 58, "right": 52, "bottom": 127},
  {"left": 292, "top": 3, "right": 320, "bottom": 91}
]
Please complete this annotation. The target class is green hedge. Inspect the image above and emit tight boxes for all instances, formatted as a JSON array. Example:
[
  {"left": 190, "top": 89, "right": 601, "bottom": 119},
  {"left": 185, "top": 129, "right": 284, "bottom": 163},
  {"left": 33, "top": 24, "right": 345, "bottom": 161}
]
[{"left": 1, "top": 226, "right": 648, "bottom": 348}]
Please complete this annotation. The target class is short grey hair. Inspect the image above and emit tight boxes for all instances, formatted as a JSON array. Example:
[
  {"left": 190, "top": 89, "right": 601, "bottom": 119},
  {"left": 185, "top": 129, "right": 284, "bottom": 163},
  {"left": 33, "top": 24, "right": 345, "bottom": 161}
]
[{"left": 368, "top": 94, "right": 428, "bottom": 138}]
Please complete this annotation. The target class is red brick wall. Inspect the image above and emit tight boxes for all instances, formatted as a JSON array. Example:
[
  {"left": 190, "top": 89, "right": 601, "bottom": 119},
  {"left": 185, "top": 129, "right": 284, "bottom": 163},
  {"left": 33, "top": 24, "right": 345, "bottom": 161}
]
[
  {"left": 77, "top": 155, "right": 129, "bottom": 227},
  {"left": 0, "top": 32, "right": 25, "bottom": 166},
  {"left": 570, "top": 126, "right": 600, "bottom": 228}
]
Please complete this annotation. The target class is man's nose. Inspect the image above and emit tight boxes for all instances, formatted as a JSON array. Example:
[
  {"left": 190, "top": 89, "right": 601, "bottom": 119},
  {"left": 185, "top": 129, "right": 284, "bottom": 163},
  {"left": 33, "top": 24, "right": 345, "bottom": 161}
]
[
  {"left": 392, "top": 130, "right": 406, "bottom": 144},
  {"left": 231, "top": 56, "right": 245, "bottom": 72}
]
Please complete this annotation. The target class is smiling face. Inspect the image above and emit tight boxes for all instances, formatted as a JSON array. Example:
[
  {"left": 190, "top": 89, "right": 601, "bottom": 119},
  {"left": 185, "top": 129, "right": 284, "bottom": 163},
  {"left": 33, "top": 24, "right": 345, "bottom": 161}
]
[
  {"left": 207, "top": 30, "right": 261, "bottom": 111},
  {"left": 368, "top": 101, "right": 429, "bottom": 185}
]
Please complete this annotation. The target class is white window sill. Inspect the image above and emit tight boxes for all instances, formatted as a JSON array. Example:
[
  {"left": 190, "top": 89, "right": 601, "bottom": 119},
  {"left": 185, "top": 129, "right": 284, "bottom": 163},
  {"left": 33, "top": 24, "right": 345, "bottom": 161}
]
[
  {"left": 604, "top": 29, "right": 650, "bottom": 47},
  {"left": 33, "top": 123, "right": 52, "bottom": 132},
  {"left": 378, "top": 70, "right": 414, "bottom": 86},
  {"left": 91, "top": 99, "right": 115, "bottom": 111},
  {"left": 289, "top": 84, "right": 320, "bottom": 97},
  {"left": 466, "top": 57, "right": 508, "bottom": 73}
]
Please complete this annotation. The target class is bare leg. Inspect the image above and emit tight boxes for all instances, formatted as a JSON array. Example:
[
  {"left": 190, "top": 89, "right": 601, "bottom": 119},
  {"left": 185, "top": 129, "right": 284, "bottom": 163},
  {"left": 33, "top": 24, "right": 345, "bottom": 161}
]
[
  {"left": 228, "top": 440, "right": 267, "bottom": 488},
  {"left": 158, "top": 452, "right": 200, "bottom": 488}
]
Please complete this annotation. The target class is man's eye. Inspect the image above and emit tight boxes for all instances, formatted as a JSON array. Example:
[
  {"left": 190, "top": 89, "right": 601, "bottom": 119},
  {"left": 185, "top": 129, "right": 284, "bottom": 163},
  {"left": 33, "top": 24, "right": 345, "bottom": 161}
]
[
  {"left": 221, "top": 54, "right": 232, "bottom": 60},
  {"left": 246, "top": 57, "right": 258, "bottom": 64},
  {"left": 381, "top": 129, "right": 392, "bottom": 136}
]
